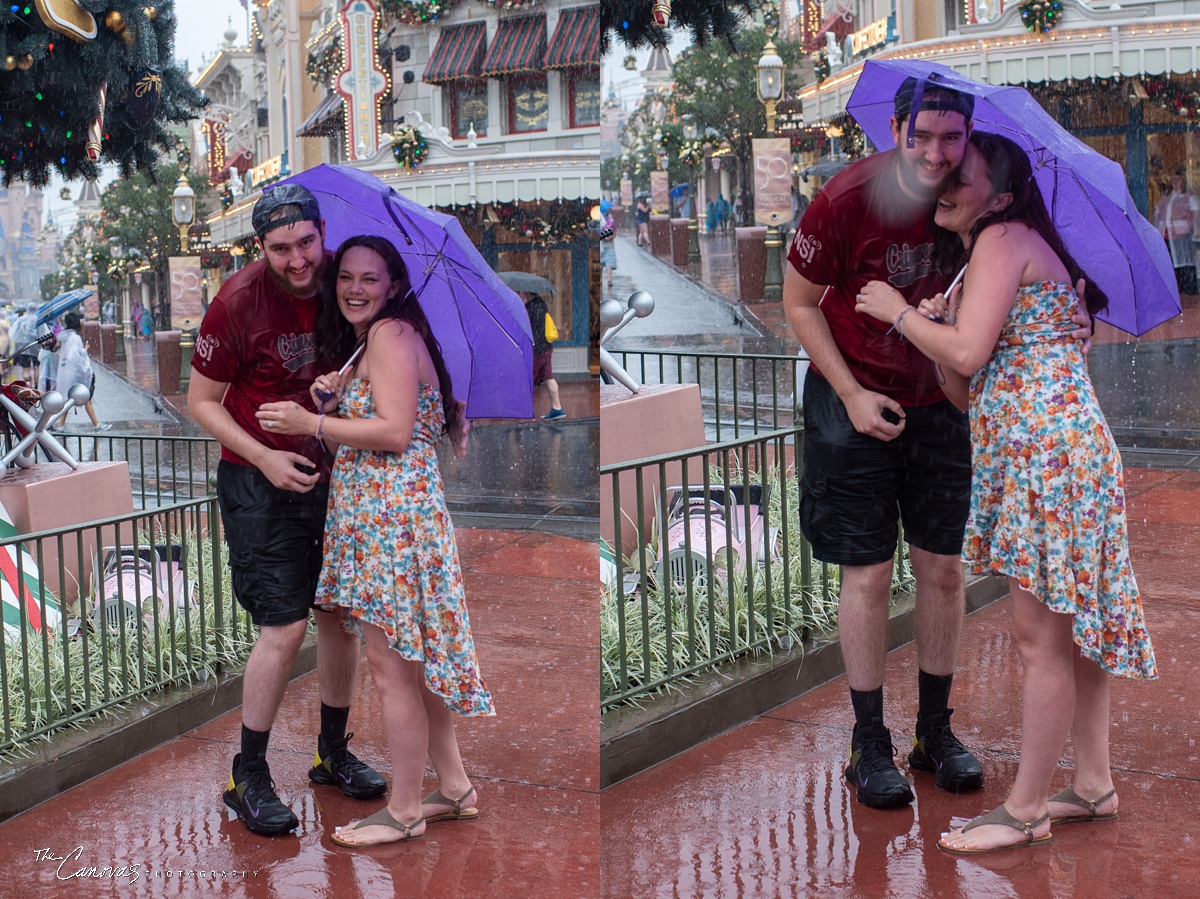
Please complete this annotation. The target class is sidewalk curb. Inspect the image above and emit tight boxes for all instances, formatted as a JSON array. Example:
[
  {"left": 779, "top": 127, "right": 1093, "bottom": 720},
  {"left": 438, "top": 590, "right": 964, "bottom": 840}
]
[
  {"left": 0, "top": 639, "right": 318, "bottom": 823},
  {"left": 599, "top": 573, "right": 1009, "bottom": 789}
]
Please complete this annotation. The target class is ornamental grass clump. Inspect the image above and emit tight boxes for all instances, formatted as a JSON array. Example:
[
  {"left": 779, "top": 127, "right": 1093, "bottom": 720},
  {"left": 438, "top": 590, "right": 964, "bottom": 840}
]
[
  {"left": 601, "top": 462, "right": 914, "bottom": 708},
  {"left": 1, "top": 527, "right": 259, "bottom": 761}
]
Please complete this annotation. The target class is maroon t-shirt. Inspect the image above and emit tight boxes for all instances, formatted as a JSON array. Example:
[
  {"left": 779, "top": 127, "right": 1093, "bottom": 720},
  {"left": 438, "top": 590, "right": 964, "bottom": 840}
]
[
  {"left": 192, "top": 258, "right": 328, "bottom": 471},
  {"left": 787, "top": 150, "right": 949, "bottom": 406}
]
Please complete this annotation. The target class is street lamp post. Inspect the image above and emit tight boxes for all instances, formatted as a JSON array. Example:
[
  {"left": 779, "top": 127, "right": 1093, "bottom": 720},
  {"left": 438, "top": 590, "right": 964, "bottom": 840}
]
[
  {"left": 172, "top": 172, "right": 195, "bottom": 255},
  {"left": 756, "top": 40, "right": 786, "bottom": 302},
  {"left": 682, "top": 114, "right": 701, "bottom": 265}
]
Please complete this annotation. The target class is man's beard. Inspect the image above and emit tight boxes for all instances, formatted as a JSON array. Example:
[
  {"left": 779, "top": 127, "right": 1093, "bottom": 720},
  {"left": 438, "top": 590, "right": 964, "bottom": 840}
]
[
  {"left": 896, "top": 153, "right": 954, "bottom": 202},
  {"left": 267, "top": 254, "right": 326, "bottom": 298}
]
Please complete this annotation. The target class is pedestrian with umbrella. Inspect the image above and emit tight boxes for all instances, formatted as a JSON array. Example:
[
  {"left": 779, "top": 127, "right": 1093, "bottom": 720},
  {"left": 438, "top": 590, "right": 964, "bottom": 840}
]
[
  {"left": 498, "top": 271, "right": 566, "bottom": 420},
  {"left": 856, "top": 130, "right": 1158, "bottom": 855}
]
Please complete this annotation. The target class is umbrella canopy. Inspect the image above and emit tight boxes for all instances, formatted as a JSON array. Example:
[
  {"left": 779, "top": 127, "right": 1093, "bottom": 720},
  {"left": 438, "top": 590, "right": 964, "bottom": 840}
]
[
  {"left": 846, "top": 59, "right": 1181, "bottom": 336},
  {"left": 800, "top": 155, "right": 852, "bottom": 182},
  {"left": 277, "top": 165, "right": 533, "bottom": 418},
  {"left": 497, "top": 271, "right": 557, "bottom": 295},
  {"left": 635, "top": 191, "right": 651, "bottom": 199},
  {"left": 36, "top": 288, "right": 93, "bottom": 327}
]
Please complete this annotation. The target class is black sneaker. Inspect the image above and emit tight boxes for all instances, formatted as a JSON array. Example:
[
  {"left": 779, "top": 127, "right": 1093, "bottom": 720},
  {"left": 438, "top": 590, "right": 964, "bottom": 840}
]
[
  {"left": 908, "top": 708, "right": 985, "bottom": 792},
  {"left": 308, "top": 733, "right": 387, "bottom": 799},
  {"left": 223, "top": 753, "right": 299, "bottom": 836},
  {"left": 845, "top": 719, "right": 915, "bottom": 809}
]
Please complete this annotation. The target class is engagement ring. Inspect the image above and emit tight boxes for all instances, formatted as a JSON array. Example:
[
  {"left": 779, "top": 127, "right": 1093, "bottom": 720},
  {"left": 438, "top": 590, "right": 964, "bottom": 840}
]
[{"left": 265, "top": 421, "right": 274, "bottom": 429}]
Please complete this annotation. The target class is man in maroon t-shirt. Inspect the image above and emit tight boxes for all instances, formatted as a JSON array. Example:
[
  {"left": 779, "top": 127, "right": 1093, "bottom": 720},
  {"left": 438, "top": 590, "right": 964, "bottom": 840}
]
[
  {"left": 189, "top": 185, "right": 386, "bottom": 835},
  {"left": 783, "top": 79, "right": 985, "bottom": 811}
]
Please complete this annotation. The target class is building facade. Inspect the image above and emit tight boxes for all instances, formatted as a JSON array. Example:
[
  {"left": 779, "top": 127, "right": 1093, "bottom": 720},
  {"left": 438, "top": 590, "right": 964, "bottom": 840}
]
[{"left": 206, "top": 0, "right": 601, "bottom": 375}]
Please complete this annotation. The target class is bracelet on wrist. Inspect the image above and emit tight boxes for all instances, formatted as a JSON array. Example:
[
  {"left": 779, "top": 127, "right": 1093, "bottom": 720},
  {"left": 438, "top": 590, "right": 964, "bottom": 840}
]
[
  {"left": 887, "top": 306, "right": 914, "bottom": 340},
  {"left": 316, "top": 413, "right": 326, "bottom": 440}
]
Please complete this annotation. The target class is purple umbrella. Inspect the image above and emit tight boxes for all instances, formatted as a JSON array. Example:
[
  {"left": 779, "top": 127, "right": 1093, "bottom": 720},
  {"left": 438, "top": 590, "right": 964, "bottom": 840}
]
[
  {"left": 277, "top": 165, "right": 533, "bottom": 418},
  {"left": 846, "top": 59, "right": 1181, "bottom": 336}
]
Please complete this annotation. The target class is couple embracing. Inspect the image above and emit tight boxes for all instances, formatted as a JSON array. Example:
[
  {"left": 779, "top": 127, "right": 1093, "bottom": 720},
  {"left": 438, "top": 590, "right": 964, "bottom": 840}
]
[
  {"left": 188, "top": 184, "right": 494, "bottom": 848},
  {"left": 783, "top": 77, "right": 1157, "bottom": 855}
]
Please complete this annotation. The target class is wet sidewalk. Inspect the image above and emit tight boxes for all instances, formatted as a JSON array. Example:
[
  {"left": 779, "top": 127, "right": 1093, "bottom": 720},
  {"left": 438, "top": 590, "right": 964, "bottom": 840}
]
[
  {"left": 601, "top": 466, "right": 1200, "bottom": 898},
  {"left": 0, "top": 528, "right": 599, "bottom": 897}
]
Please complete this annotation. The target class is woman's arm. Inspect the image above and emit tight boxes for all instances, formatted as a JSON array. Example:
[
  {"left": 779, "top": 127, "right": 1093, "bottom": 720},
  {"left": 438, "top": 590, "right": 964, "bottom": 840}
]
[
  {"left": 857, "top": 225, "right": 1024, "bottom": 377},
  {"left": 257, "top": 321, "right": 421, "bottom": 453}
]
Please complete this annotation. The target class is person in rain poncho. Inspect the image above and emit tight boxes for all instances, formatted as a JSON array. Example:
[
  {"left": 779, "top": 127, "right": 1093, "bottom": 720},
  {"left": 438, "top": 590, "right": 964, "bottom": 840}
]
[{"left": 53, "top": 312, "right": 105, "bottom": 430}]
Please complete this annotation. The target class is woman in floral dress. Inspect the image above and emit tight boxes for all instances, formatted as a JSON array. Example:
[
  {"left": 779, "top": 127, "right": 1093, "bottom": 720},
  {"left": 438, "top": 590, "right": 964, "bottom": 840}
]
[
  {"left": 856, "top": 132, "right": 1156, "bottom": 855},
  {"left": 258, "top": 235, "right": 494, "bottom": 847}
]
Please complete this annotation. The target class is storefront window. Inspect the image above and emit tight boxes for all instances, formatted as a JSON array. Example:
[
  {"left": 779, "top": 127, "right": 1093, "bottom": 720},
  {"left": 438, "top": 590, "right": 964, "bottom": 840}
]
[
  {"left": 453, "top": 81, "right": 488, "bottom": 139},
  {"left": 510, "top": 76, "right": 549, "bottom": 134},
  {"left": 570, "top": 68, "right": 601, "bottom": 128}
]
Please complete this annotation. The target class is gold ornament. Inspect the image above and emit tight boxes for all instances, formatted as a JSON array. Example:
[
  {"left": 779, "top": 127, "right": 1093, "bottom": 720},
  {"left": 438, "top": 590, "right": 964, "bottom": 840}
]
[
  {"left": 105, "top": 10, "right": 125, "bottom": 31},
  {"left": 143, "top": 6, "right": 157, "bottom": 19},
  {"left": 16, "top": 54, "right": 34, "bottom": 70},
  {"left": 120, "top": 26, "right": 135, "bottom": 45},
  {"left": 4, "top": 56, "right": 15, "bottom": 71}
]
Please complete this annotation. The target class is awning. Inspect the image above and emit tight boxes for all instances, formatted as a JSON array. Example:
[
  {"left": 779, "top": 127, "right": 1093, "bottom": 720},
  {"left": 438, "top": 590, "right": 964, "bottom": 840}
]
[
  {"left": 545, "top": 6, "right": 599, "bottom": 70},
  {"left": 808, "top": 11, "right": 855, "bottom": 52},
  {"left": 481, "top": 15, "right": 546, "bottom": 78},
  {"left": 297, "top": 90, "right": 344, "bottom": 138},
  {"left": 424, "top": 21, "right": 487, "bottom": 85}
]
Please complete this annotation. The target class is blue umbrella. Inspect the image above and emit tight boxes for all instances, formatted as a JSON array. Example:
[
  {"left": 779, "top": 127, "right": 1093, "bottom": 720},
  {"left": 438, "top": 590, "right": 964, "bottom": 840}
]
[
  {"left": 276, "top": 165, "right": 534, "bottom": 419},
  {"left": 36, "top": 288, "right": 94, "bottom": 327},
  {"left": 845, "top": 59, "right": 1180, "bottom": 337}
]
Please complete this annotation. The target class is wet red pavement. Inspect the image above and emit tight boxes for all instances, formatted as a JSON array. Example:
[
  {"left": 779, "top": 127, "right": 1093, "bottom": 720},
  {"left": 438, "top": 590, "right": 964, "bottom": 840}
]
[
  {"left": 0, "top": 528, "right": 599, "bottom": 898},
  {"left": 600, "top": 467, "right": 1200, "bottom": 898}
]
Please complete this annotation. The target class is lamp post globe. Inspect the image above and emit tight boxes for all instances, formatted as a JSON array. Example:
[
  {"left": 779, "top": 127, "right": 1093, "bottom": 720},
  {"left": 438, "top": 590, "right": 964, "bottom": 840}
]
[{"left": 172, "top": 172, "right": 195, "bottom": 255}]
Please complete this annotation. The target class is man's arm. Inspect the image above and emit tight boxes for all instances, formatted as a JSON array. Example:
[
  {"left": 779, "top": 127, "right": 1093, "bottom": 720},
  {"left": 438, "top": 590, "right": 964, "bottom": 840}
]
[
  {"left": 783, "top": 265, "right": 905, "bottom": 441},
  {"left": 187, "top": 369, "right": 319, "bottom": 493}
]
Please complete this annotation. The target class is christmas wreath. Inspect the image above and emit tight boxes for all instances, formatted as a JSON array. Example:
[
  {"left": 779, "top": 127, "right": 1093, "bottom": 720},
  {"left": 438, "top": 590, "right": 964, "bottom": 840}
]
[
  {"left": 391, "top": 125, "right": 428, "bottom": 169},
  {"left": 1019, "top": 0, "right": 1062, "bottom": 34},
  {"left": 380, "top": 0, "right": 456, "bottom": 26},
  {"left": 678, "top": 140, "right": 704, "bottom": 167}
]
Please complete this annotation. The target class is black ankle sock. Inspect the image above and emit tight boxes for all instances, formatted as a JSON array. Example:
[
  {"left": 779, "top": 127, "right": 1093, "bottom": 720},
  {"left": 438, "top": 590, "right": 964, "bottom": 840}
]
[
  {"left": 917, "top": 670, "right": 954, "bottom": 724},
  {"left": 850, "top": 687, "right": 884, "bottom": 731},
  {"left": 320, "top": 703, "right": 350, "bottom": 747},
  {"left": 241, "top": 725, "right": 270, "bottom": 762}
]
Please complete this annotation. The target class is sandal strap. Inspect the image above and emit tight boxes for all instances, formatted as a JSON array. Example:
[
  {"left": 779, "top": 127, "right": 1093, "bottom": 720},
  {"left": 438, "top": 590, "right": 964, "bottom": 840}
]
[
  {"left": 962, "top": 806, "right": 1050, "bottom": 842},
  {"left": 1048, "top": 785, "right": 1116, "bottom": 815},
  {"left": 423, "top": 786, "right": 475, "bottom": 812},
  {"left": 352, "top": 808, "right": 425, "bottom": 836}
]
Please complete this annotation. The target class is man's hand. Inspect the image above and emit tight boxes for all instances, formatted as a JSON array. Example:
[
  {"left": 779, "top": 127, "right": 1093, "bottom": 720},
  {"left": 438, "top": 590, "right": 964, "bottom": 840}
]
[
  {"left": 258, "top": 449, "right": 321, "bottom": 493},
  {"left": 844, "top": 388, "right": 906, "bottom": 441},
  {"left": 1069, "top": 278, "right": 1093, "bottom": 353},
  {"left": 449, "top": 401, "right": 470, "bottom": 458}
]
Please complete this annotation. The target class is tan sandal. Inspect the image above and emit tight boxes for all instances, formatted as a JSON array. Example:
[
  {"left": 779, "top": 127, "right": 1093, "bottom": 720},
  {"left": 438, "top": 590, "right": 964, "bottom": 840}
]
[
  {"left": 331, "top": 808, "right": 425, "bottom": 848},
  {"left": 938, "top": 806, "right": 1052, "bottom": 855},
  {"left": 423, "top": 787, "right": 479, "bottom": 823},
  {"left": 1048, "top": 786, "right": 1118, "bottom": 825}
]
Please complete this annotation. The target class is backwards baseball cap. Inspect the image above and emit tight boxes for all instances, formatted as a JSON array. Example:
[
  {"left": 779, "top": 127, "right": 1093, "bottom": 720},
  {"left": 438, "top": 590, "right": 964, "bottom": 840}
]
[
  {"left": 893, "top": 76, "right": 975, "bottom": 148},
  {"left": 252, "top": 183, "right": 322, "bottom": 240}
]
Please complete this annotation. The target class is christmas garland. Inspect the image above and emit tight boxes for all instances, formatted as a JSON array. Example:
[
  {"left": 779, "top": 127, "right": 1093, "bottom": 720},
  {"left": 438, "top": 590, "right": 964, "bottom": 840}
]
[
  {"left": 1019, "top": 0, "right": 1062, "bottom": 34},
  {"left": 307, "top": 36, "right": 342, "bottom": 87},
  {"left": 380, "top": 0, "right": 456, "bottom": 25},
  {"left": 476, "top": 0, "right": 538, "bottom": 9},
  {"left": 219, "top": 182, "right": 235, "bottom": 211},
  {"left": 433, "top": 200, "right": 593, "bottom": 246},
  {"left": 1143, "top": 77, "right": 1200, "bottom": 118},
  {"left": 391, "top": 125, "right": 428, "bottom": 169}
]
